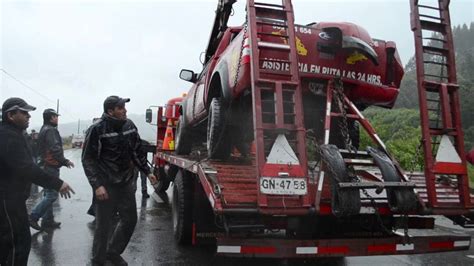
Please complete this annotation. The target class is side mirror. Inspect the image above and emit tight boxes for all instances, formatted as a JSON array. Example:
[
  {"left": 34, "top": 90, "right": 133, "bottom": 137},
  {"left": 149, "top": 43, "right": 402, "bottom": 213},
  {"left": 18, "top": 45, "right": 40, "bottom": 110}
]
[
  {"left": 145, "top": 108, "right": 153, "bottom": 123},
  {"left": 179, "top": 69, "right": 196, "bottom": 83}
]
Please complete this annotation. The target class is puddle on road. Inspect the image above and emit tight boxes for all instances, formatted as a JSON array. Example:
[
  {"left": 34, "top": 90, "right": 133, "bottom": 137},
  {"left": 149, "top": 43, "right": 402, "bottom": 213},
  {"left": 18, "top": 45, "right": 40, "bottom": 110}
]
[{"left": 145, "top": 208, "right": 170, "bottom": 217}]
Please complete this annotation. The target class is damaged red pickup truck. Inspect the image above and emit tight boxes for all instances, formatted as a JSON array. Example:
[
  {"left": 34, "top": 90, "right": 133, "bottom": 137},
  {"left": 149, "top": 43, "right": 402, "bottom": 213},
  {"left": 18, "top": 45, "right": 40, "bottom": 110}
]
[{"left": 176, "top": 3, "right": 404, "bottom": 159}]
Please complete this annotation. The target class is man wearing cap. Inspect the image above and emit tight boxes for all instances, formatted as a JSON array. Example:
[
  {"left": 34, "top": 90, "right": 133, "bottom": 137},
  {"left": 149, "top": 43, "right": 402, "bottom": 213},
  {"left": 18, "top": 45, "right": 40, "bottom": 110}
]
[
  {"left": 0, "top": 97, "right": 74, "bottom": 266},
  {"left": 29, "top": 108, "right": 75, "bottom": 230},
  {"left": 82, "top": 95, "right": 157, "bottom": 266}
]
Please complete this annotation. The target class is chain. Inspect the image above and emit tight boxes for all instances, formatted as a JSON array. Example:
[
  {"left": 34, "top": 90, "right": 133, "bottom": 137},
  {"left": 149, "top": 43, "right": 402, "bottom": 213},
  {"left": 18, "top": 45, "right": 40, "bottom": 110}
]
[
  {"left": 333, "top": 78, "right": 388, "bottom": 231},
  {"left": 333, "top": 78, "right": 356, "bottom": 153},
  {"left": 306, "top": 79, "right": 395, "bottom": 233},
  {"left": 403, "top": 214, "right": 409, "bottom": 243},
  {"left": 306, "top": 78, "right": 355, "bottom": 179},
  {"left": 306, "top": 130, "right": 339, "bottom": 181},
  {"left": 360, "top": 185, "right": 393, "bottom": 235},
  {"left": 233, "top": 16, "right": 248, "bottom": 89},
  {"left": 332, "top": 78, "right": 359, "bottom": 185}
]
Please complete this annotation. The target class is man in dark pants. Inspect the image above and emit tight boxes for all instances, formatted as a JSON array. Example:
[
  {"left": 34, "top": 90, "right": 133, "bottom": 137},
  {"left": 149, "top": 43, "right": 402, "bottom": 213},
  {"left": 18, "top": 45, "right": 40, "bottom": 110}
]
[
  {"left": 82, "top": 96, "right": 157, "bottom": 266},
  {"left": 0, "top": 97, "right": 74, "bottom": 266},
  {"left": 29, "top": 109, "right": 75, "bottom": 230}
]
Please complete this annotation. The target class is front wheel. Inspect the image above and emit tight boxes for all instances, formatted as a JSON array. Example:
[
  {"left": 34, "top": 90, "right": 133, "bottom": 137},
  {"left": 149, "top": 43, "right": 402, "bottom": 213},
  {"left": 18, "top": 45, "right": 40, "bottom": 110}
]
[
  {"left": 175, "top": 115, "right": 193, "bottom": 155},
  {"left": 207, "top": 97, "right": 231, "bottom": 159}
]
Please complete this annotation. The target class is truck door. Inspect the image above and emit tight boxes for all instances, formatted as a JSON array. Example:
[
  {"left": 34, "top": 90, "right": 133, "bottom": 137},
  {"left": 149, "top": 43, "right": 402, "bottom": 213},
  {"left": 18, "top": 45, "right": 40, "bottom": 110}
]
[
  {"left": 191, "top": 63, "right": 211, "bottom": 121},
  {"left": 192, "top": 83, "right": 206, "bottom": 120}
]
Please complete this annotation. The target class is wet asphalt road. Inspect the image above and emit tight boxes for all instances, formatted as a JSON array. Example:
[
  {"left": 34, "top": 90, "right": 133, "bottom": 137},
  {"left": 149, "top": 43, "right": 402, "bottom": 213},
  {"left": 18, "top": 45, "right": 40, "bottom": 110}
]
[{"left": 26, "top": 149, "right": 474, "bottom": 265}]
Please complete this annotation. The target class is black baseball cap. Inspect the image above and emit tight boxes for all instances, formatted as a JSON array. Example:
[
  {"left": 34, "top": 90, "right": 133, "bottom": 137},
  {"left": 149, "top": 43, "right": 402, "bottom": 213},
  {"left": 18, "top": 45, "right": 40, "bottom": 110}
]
[
  {"left": 43, "top": 108, "right": 60, "bottom": 116},
  {"left": 103, "top": 96, "right": 130, "bottom": 112},
  {"left": 2, "top": 97, "right": 36, "bottom": 113}
]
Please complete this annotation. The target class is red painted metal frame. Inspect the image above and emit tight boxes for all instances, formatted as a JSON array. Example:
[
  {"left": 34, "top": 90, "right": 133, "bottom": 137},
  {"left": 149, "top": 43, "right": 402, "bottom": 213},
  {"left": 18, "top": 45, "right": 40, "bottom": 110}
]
[
  {"left": 155, "top": 153, "right": 223, "bottom": 213},
  {"left": 155, "top": 106, "right": 165, "bottom": 151},
  {"left": 344, "top": 95, "right": 411, "bottom": 182},
  {"left": 216, "top": 234, "right": 470, "bottom": 258},
  {"left": 410, "top": 0, "right": 472, "bottom": 209},
  {"left": 314, "top": 80, "right": 334, "bottom": 213},
  {"left": 246, "top": 0, "right": 309, "bottom": 210},
  {"left": 317, "top": 80, "right": 426, "bottom": 212}
]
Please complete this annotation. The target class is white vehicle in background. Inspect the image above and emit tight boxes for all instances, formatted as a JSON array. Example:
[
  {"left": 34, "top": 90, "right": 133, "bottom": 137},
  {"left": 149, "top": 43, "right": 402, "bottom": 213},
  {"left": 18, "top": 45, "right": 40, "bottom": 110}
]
[{"left": 72, "top": 134, "right": 84, "bottom": 148}]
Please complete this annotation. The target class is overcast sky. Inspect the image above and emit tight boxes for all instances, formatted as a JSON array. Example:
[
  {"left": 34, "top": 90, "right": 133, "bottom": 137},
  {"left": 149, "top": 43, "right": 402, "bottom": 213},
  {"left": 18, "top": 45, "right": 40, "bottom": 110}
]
[{"left": 1, "top": 0, "right": 473, "bottom": 128}]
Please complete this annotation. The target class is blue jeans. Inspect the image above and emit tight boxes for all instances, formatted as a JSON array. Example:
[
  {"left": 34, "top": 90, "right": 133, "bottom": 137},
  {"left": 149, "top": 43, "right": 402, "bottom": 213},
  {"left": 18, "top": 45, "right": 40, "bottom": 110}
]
[
  {"left": 134, "top": 169, "right": 147, "bottom": 192},
  {"left": 30, "top": 167, "right": 60, "bottom": 222}
]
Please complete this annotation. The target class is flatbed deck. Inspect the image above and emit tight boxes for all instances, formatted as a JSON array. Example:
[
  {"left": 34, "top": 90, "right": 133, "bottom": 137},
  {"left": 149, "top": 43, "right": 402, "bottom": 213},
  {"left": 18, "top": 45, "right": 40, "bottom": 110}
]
[{"left": 157, "top": 151, "right": 474, "bottom": 216}]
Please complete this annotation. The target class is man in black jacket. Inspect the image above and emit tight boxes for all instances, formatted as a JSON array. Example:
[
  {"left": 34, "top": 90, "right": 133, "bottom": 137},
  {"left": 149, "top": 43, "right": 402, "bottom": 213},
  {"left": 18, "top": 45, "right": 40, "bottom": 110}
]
[
  {"left": 29, "top": 108, "right": 75, "bottom": 230},
  {"left": 82, "top": 96, "right": 157, "bottom": 266},
  {"left": 0, "top": 97, "right": 74, "bottom": 266}
]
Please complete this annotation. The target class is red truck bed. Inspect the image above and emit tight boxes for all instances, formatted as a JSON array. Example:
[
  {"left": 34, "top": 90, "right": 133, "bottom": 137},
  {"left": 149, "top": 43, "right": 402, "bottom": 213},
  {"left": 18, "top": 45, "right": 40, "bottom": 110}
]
[
  {"left": 157, "top": 152, "right": 474, "bottom": 216},
  {"left": 156, "top": 151, "right": 472, "bottom": 257}
]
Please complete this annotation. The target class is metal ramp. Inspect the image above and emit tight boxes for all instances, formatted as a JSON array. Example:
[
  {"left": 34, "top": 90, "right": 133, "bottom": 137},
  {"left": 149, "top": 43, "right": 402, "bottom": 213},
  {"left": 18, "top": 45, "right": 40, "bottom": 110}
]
[
  {"left": 410, "top": 0, "right": 472, "bottom": 209},
  {"left": 246, "top": 0, "right": 310, "bottom": 210}
]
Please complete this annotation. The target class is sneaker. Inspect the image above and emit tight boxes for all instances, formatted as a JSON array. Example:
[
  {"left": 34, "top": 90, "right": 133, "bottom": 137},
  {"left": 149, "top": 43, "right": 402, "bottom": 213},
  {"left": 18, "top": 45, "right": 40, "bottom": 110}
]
[
  {"left": 41, "top": 220, "right": 61, "bottom": 229},
  {"left": 106, "top": 253, "right": 127, "bottom": 266},
  {"left": 29, "top": 215, "right": 41, "bottom": 231}
]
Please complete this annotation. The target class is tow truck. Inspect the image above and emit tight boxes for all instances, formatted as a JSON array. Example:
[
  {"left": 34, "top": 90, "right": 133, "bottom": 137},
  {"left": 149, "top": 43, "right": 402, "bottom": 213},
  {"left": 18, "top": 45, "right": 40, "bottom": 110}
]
[{"left": 146, "top": 0, "right": 474, "bottom": 258}]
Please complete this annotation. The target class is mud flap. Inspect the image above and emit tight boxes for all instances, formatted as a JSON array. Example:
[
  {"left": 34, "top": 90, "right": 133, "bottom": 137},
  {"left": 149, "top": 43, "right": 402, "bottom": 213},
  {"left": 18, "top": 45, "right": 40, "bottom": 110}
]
[
  {"left": 320, "top": 144, "right": 361, "bottom": 216},
  {"left": 367, "top": 147, "right": 417, "bottom": 213}
]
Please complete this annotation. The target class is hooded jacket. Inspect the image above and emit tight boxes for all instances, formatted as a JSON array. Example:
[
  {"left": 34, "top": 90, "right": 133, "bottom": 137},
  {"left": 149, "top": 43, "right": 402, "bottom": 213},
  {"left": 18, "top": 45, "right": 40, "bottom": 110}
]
[
  {"left": 81, "top": 113, "right": 150, "bottom": 189},
  {"left": 0, "top": 122, "right": 63, "bottom": 200},
  {"left": 38, "top": 122, "right": 69, "bottom": 168}
]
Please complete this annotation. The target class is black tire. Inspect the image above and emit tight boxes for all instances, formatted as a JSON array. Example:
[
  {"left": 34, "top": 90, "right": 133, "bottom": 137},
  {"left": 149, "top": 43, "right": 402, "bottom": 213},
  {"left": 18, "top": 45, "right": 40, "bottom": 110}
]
[
  {"left": 207, "top": 98, "right": 231, "bottom": 159},
  {"left": 175, "top": 115, "right": 192, "bottom": 155},
  {"left": 367, "top": 147, "right": 418, "bottom": 213},
  {"left": 391, "top": 189, "right": 418, "bottom": 213},
  {"left": 172, "top": 170, "right": 193, "bottom": 244},
  {"left": 232, "top": 125, "right": 251, "bottom": 157},
  {"left": 154, "top": 167, "right": 170, "bottom": 193},
  {"left": 320, "top": 144, "right": 361, "bottom": 217},
  {"left": 349, "top": 121, "right": 360, "bottom": 150}
]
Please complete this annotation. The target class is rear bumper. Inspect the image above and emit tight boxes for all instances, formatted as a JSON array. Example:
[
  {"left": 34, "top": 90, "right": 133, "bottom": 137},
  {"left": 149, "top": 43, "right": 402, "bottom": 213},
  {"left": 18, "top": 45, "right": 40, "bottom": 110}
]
[{"left": 216, "top": 234, "right": 470, "bottom": 258}]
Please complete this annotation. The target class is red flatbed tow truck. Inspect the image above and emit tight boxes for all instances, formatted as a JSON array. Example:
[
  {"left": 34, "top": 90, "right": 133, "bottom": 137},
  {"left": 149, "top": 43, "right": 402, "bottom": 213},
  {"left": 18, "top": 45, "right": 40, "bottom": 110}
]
[{"left": 145, "top": 0, "right": 474, "bottom": 258}]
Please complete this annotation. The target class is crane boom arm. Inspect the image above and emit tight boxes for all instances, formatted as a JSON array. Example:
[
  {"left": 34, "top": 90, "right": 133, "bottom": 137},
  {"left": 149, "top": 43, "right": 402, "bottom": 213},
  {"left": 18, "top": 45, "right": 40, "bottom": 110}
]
[{"left": 204, "top": 0, "right": 237, "bottom": 64}]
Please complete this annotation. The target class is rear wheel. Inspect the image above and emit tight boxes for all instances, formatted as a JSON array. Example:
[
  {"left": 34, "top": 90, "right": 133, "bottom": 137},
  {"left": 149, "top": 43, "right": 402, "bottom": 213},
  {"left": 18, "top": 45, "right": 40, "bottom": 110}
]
[
  {"left": 175, "top": 115, "right": 192, "bottom": 155},
  {"left": 172, "top": 170, "right": 193, "bottom": 244},
  {"left": 207, "top": 97, "right": 231, "bottom": 159}
]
